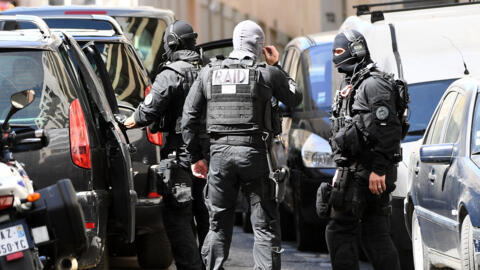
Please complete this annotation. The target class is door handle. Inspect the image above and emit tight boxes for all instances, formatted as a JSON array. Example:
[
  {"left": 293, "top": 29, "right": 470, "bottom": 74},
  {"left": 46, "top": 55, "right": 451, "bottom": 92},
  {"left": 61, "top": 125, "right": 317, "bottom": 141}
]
[
  {"left": 428, "top": 170, "right": 436, "bottom": 183},
  {"left": 414, "top": 161, "right": 420, "bottom": 175}
]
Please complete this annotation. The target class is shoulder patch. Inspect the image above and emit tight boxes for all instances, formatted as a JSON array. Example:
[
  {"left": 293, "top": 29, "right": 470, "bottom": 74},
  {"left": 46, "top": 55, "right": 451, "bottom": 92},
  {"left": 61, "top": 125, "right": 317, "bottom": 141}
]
[
  {"left": 144, "top": 93, "right": 153, "bottom": 106},
  {"left": 376, "top": 106, "right": 389, "bottom": 120}
]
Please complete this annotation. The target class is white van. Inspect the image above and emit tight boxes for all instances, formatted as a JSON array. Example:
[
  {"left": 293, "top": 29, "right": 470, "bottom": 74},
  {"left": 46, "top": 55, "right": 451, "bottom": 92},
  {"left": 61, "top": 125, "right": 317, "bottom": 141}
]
[{"left": 337, "top": 2, "right": 480, "bottom": 268}]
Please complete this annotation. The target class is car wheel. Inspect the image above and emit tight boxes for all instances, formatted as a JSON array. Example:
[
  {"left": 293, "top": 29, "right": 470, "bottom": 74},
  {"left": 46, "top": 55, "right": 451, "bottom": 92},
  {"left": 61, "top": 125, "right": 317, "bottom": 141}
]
[
  {"left": 412, "top": 211, "right": 431, "bottom": 270},
  {"left": 294, "top": 196, "right": 320, "bottom": 251},
  {"left": 279, "top": 203, "right": 295, "bottom": 241},
  {"left": 242, "top": 209, "right": 253, "bottom": 233},
  {"left": 461, "top": 215, "right": 478, "bottom": 270},
  {"left": 136, "top": 231, "right": 173, "bottom": 269}
]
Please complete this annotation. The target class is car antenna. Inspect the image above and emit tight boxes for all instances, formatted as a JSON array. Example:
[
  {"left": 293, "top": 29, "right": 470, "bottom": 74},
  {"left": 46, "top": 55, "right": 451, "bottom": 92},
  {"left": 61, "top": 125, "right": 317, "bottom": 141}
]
[{"left": 442, "top": 35, "right": 470, "bottom": 75}]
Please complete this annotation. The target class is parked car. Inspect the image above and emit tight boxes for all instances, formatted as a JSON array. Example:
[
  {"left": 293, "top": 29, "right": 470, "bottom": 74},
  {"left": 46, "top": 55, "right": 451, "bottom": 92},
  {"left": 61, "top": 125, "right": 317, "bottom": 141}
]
[
  {"left": 406, "top": 76, "right": 480, "bottom": 269},
  {"left": 2, "top": 5, "right": 175, "bottom": 79},
  {"left": 0, "top": 15, "right": 137, "bottom": 269},
  {"left": 37, "top": 15, "right": 171, "bottom": 268},
  {"left": 339, "top": 2, "right": 480, "bottom": 267},
  {"left": 277, "top": 31, "right": 336, "bottom": 251}
]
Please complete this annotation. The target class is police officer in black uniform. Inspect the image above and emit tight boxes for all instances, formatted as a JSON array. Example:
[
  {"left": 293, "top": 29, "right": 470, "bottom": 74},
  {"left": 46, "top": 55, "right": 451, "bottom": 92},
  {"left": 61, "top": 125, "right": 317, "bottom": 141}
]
[
  {"left": 181, "top": 20, "right": 302, "bottom": 270},
  {"left": 124, "top": 20, "right": 206, "bottom": 270},
  {"left": 326, "top": 29, "right": 402, "bottom": 270}
]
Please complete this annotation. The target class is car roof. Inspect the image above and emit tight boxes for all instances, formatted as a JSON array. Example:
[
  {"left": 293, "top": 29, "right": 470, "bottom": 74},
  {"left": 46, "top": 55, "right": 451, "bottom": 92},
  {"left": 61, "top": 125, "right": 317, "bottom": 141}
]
[
  {"left": 285, "top": 31, "right": 336, "bottom": 52},
  {"left": 2, "top": 5, "right": 175, "bottom": 22}
]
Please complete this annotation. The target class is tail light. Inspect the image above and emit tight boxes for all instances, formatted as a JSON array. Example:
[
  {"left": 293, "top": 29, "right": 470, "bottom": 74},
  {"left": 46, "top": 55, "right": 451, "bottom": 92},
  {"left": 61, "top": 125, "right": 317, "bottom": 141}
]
[
  {"left": 147, "top": 128, "right": 163, "bottom": 146},
  {"left": 64, "top": 10, "right": 107, "bottom": 15},
  {"left": 69, "top": 99, "right": 92, "bottom": 169},
  {"left": 144, "top": 85, "right": 163, "bottom": 146},
  {"left": 144, "top": 85, "right": 152, "bottom": 97},
  {"left": 0, "top": 195, "right": 14, "bottom": 211}
]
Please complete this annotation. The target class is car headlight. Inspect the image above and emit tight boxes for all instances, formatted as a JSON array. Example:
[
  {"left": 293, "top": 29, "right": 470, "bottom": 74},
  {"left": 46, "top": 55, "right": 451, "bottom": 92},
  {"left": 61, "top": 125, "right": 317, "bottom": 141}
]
[{"left": 301, "top": 133, "right": 336, "bottom": 168}]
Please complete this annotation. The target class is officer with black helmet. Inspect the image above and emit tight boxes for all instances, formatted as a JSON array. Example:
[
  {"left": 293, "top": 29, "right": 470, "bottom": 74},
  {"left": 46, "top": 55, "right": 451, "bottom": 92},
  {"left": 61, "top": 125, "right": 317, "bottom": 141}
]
[
  {"left": 181, "top": 20, "right": 302, "bottom": 270},
  {"left": 124, "top": 20, "right": 207, "bottom": 270},
  {"left": 325, "top": 29, "right": 403, "bottom": 270}
]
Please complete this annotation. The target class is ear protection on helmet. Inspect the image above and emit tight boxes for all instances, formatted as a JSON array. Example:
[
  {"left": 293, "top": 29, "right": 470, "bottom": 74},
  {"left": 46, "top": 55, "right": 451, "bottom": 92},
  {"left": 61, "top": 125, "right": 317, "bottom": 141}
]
[
  {"left": 166, "top": 21, "right": 198, "bottom": 50},
  {"left": 343, "top": 30, "right": 367, "bottom": 60}
]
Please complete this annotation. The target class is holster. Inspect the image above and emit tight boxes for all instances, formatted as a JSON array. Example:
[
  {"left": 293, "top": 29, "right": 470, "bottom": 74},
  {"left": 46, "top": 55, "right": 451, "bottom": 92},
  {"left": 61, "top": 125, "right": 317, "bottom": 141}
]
[
  {"left": 330, "top": 167, "right": 351, "bottom": 211},
  {"left": 156, "top": 153, "right": 193, "bottom": 208},
  {"left": 316, "top": 182, "right": 332, "bottom": 219}
]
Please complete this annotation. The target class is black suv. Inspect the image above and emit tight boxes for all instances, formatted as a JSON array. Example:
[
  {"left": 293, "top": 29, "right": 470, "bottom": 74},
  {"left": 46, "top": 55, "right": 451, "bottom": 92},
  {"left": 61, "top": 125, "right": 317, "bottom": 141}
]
[{"left": 0, "top": 15, "right": 137, "bottom": 269}]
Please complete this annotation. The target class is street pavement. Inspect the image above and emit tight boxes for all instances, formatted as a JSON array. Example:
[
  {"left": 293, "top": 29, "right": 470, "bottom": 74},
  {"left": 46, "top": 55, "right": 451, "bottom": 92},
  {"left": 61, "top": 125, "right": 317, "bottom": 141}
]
[{"left": 111, "top": 225, "right": 373, "bottom": 269}]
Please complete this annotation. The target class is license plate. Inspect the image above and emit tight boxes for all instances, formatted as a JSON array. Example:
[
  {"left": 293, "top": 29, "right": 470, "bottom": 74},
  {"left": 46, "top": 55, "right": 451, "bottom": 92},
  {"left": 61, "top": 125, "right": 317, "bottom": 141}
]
[{"left": 0, "top": 224, "right": 30, "bottom": 256}]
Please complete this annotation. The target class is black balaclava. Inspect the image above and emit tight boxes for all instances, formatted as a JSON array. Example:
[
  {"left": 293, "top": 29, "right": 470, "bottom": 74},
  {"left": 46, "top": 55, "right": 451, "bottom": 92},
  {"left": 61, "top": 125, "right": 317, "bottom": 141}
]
[
  {"left": 163, "top": 20, "right": 198, "bottom": 60},
  {"left": 332, "top": 30, "right": 370, "bottom": 76}
]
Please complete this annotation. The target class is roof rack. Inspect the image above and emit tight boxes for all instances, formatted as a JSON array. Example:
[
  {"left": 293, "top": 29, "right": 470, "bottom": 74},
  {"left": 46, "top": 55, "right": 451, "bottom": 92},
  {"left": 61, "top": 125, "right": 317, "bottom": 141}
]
[
  {"left": 0, "top": 15, "right": 51, "bottom": 38},
  {"left": 354, "top": 0, "right": 480, "bottom": 17}
]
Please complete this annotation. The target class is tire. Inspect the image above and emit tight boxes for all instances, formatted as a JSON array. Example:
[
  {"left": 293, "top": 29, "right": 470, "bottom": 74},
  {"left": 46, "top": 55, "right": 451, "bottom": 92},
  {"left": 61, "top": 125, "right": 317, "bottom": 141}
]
[
  {"left": 412, "top": 211, "right": 431, "bottom": 270},
  {"left": 92, "top": 242, "right": 109, "bottom": 270},
  {"left": 136, "top": 231, "right": 173, "bottom": 269},
  {"left": 294, "top": 196, "right": 320, "bottom": 251},
  {"left": 279, "top": 203, "right": 295, "bottom": 241},
  {"left": 461, "top": 215, "right": 478, "bottom": 270},
  {"left": 242, "top": 209, "right": 253, "bottom": 233}
]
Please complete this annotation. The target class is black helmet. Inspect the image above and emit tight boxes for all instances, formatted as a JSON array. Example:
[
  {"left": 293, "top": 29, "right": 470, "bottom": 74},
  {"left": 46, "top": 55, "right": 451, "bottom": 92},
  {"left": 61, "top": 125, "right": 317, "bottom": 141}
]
[
  {"left": 332, "top": 29, "right": 370, "bottom": 75},
  {"left": 163, "top": 20, "right": 198, "bottom": 59}
]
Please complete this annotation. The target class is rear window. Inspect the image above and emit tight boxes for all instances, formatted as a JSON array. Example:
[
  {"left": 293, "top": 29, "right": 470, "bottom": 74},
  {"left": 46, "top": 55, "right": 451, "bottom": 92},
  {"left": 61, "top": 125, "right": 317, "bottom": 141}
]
[
  {"left": 0, "top": 50, "right": 78, "bottom": 128},
  {"left": 113, "top": 16, "right": 167, "bottom": 78},
  {"left": 91, "top": 42, "right": 149, "bottom": 107},
  {"left": 305, "top": 43, "right": 332, "bottom": 111},
  {"left": 43, "top": 18, "right": 114, "bottom": 31}
]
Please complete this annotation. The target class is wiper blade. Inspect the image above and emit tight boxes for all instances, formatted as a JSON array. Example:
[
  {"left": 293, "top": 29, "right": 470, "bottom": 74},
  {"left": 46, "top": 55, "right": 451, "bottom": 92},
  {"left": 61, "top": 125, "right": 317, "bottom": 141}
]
[
  {"left": 472, "top": 151, "right": 480, "bottom": 155},
  {"left": 407, "top": 129, "right": 426, "bottom": 136}
]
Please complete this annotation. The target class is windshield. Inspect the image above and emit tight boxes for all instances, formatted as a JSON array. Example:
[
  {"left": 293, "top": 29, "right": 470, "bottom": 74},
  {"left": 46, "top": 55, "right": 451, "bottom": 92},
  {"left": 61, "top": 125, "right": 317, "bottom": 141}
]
[
  {"left": 406, "top": 79, "right": 456, "bottom": 140},
  {"left": 305, "top": 43, "right": 333, "bottom": 112},
  {"left": 90, "top": 42, "right": 149, "bottom": 108},
  {"left": 0, "top": 50, "right": 77, "bottom": 128},
  {"left": 113, "top": 16, "right": 168, "bottom": 79}
]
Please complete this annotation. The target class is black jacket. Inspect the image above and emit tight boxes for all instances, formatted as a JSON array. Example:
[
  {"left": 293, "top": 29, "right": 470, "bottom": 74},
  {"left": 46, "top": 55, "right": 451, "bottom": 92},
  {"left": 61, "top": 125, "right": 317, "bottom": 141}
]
[
  {"left": 331, "top": 65, "right": 402, "bottom": 176},
  {"left": 181, "top": 60, "right": 302, "bottom": 163}
]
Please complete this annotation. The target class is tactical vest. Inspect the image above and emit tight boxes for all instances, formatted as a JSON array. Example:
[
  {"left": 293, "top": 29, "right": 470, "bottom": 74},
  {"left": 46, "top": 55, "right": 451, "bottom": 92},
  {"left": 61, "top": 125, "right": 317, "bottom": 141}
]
[
  {"left": 149, "top": 60, "right": 199, "bottom": 134},
  {"left": 205, "top": 59, "right": 271, "bottom": 134}
]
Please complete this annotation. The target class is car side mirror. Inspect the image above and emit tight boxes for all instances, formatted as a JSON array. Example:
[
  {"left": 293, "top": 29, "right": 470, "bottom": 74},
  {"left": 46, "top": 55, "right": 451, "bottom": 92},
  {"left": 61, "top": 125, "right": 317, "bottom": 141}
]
[
  {"left": 419, "top": 144, "right": 454, "bottom": 164},
  {"left": 2, "top": 89, "right": 35, "bottom": 131}
]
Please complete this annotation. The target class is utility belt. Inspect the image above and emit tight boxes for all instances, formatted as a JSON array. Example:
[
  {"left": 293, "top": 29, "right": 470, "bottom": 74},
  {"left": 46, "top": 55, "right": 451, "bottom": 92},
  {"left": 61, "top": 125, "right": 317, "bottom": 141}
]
[
  {"left": 316, "top": 165, "right": 392, "bottom": 220},
  {"left": 149, "top": 151, "right": 193, "bottom": 208},
  {"left": 210, "top": 133, "right": 265, "bottom": 147}
]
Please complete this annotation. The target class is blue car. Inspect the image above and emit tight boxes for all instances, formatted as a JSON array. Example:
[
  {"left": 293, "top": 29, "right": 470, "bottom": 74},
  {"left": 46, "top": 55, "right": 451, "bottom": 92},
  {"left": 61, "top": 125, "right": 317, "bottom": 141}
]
[{"left": 406, "top": 76, "right": 480, "bottom": 269}]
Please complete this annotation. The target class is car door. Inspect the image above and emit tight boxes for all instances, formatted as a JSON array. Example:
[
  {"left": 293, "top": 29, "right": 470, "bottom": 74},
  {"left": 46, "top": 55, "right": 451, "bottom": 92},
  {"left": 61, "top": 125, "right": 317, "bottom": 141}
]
[
  {"left": 63, "top": 34, "right": 137, "bottom": 243},
  {"left": 415, "top": 90, "right": 457, "bottom": 251}
]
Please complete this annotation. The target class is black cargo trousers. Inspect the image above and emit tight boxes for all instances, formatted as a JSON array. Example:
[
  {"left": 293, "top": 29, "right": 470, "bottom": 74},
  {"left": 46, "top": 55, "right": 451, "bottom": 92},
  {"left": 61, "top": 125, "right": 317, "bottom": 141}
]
[
  {"left": 202, "top": 135, "right": 282, "bottom": 270},
  {"left": 325, "top": 166, "right": 401, "bottom": 270},
  {"left": 161, "top": 144, "right": 203, "bottom": 270}
]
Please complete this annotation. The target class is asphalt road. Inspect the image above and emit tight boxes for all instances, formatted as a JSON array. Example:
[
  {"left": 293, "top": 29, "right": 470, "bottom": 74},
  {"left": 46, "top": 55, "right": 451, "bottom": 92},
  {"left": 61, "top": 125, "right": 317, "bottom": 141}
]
[{"left": 111, "top": 225, "right": 373, "bottom": 270}]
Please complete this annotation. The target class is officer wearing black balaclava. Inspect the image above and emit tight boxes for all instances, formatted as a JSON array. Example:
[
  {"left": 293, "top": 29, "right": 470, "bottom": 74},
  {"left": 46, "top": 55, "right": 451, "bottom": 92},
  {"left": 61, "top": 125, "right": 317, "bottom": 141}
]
[
  {"left": 124, "top": 20, "right": 207, "bottom": 270},
  {"left": 181, "top": 20, "right": 302, "bottom": 270},
  {"left": 325, "top": 29, "right": 402, "bottom": 270}
]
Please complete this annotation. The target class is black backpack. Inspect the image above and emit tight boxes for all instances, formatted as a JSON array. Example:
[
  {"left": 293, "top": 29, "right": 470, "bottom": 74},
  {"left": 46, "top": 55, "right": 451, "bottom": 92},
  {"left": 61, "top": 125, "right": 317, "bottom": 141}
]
[
  {"left": 393, "top": 78, "right": 410, "bottom": 139},
  {"left": 149, "top": 60, "right": 199, "bottom": 134}
]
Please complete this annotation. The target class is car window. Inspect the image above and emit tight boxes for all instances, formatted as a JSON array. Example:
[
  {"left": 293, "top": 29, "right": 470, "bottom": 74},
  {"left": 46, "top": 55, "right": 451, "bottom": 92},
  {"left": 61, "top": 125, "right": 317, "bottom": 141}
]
[
  {"left": 0, "top": 50, "right": 78, "bottom": 129},
  {"left": 305, "top": 43, "right": 332, "bottom": 112},
  {"left": 407, "top": 79, "right": 456, "bottom": 138},
  {"left": 43, "top": 18, "right": 114, "bottom": 31},
  {"left": 201, "top": 45, "right": 233, "bottom": 65},
  {"left": 282, "top": 48, "right": 294, "bottom": 72},
  {"left": 91, "top": 42, "right": 150, "bottom": 108},
  {"left": 426, "top": 91, "right": 457, "bottom": 145},
  {"left": 444, "top": 93, "right": 466, "bottom": 143},
  {"left": 289, "top": 50, "right": 300, "bottom": 79},
  {"left": 471, "top": 93, "right": 480, "bottom": 154},
  {"left": 113, "top": 16, "right": 168, "bottom": 77},
  {"left": 295, "top": 61, "right": 306, "bottom": 111}
]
